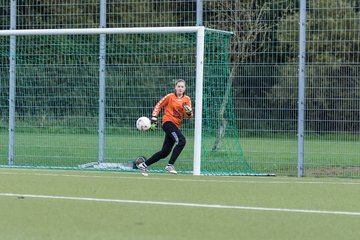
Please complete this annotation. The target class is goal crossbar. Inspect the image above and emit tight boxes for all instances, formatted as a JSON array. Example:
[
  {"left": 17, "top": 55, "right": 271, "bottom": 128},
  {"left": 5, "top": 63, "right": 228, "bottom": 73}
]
[{"left": 0, "top": 26, "right": 232, "bottom": 36}]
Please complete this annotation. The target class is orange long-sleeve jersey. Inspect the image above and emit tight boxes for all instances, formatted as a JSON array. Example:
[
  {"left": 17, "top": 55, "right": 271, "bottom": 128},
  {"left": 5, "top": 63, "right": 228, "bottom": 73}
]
[{"left": 152, "top": 93, "right": 193, "bottom": 129}]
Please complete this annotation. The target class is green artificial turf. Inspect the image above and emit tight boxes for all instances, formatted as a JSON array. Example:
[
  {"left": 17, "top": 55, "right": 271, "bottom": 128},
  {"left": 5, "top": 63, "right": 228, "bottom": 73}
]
[{"left": 0, "top": 168, "right": 359, "bottom": 240}]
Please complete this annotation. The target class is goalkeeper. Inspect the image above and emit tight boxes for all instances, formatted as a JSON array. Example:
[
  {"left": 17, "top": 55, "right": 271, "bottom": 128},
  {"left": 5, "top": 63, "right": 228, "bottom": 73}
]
[{"left": 136, "top": 79, "right": 193, "bottom": 174}]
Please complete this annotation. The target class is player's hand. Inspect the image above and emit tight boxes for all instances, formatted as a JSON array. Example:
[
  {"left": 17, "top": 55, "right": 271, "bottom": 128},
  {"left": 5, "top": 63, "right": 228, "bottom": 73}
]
[
  {"left": 184, "top": 105, "right": 192, "bottom": 116},
  {"left": 150, "top": 116, "right": 157, "bottom": 131},
  {"left": 149, "top": 123, "right": 157, "bottom": 131}
]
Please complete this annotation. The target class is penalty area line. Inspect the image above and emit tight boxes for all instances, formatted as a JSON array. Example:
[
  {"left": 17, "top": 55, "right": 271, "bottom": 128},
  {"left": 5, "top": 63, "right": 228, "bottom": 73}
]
[{"left": 1, "top": 193, "right": 360, "bottom": 216}]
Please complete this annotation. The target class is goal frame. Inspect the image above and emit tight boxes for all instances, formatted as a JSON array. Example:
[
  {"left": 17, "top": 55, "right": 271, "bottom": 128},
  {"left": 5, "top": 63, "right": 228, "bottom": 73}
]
[{"left": 0, "top": 26, "right": 234, "bottom": 175}]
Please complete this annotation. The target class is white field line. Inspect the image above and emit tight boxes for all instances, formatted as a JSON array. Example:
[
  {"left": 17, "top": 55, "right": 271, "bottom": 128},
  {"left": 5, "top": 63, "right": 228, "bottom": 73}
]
[
  {"left": 1, "top": 193, "right": 360, "bottom": 216},
  {"left": 1, "top": 170, "right": 360, "bottom": 185}
]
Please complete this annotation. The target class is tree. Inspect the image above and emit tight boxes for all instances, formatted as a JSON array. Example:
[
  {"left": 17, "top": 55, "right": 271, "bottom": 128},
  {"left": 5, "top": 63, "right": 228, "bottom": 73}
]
[
  {"left": 16, "top": 0, "right": 99, "bottom": 29},
  {"left": 271, "top": 0, "right": 360, "bottom": 132},
  {"left": 203, "top": 0, "right": 285, "bottom": 148}
]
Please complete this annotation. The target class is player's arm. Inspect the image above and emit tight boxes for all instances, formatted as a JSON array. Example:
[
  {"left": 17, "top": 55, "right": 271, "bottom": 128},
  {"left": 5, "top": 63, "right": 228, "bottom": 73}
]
[{"left": 150, "top": 94, "right": 171, "bottom": 130}]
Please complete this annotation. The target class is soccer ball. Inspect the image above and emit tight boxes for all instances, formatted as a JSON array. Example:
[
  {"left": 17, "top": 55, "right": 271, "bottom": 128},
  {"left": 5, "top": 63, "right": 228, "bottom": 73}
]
[{"left": 136, "top": 116, "right": 151, "bottom": 131}]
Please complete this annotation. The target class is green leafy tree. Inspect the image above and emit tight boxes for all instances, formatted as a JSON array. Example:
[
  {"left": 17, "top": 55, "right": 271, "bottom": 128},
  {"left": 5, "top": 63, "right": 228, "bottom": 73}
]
[
  {"left": 16, "top": 0, "right": 99, "bottom": 29},
  {"left": 108, "top": 0, "right": 181, "bottom": 27},
  {"left": 271, "top": 0, "right": 360, "bottom": 132},
  {"left": 203, "top": 0, "right": 291, "bottom": 145}
]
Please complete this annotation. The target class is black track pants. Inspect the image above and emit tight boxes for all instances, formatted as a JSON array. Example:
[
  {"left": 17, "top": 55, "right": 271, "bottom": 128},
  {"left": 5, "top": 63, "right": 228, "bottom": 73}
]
[{"left": 145, "top": 121, "right": 186, "bottom": 166}]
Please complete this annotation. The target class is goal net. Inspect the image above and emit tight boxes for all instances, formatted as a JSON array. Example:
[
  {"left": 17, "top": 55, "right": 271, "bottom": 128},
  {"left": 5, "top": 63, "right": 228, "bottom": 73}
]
[{"left": 0, "top": 27, "right": 260, "bottom": 175}]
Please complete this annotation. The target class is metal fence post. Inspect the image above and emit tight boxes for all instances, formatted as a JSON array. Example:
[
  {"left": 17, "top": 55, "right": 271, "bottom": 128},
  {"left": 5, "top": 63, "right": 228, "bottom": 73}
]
[
  {"left": 98, "top": 0, "right": 107, "bottom": 163},
  {"left": 8, "top": 0, "right": 17, "bottom": 165},
  {"left": 196, "top": 0, "right": 203, "bottom": 26},
  {"left": 297, "top": 0, "right": 306, "bottom": 177}
]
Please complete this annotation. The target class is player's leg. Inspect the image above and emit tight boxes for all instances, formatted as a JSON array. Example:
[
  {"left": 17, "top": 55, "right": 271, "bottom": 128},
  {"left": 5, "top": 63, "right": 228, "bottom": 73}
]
[
  {"left": 169, "top": 131, "right": 186, "bottom": 163},
  {"left": 144, "top": 133, "right": 175, "bottom": 166},
  {"left": 162, "top": 122, "right": 186, "bottom": 174}
]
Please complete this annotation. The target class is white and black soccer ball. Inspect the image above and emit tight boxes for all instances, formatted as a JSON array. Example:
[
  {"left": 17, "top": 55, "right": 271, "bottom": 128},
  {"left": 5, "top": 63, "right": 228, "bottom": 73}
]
[{"left": 136, "top": 116, "right": 151, "bottom": 131}]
